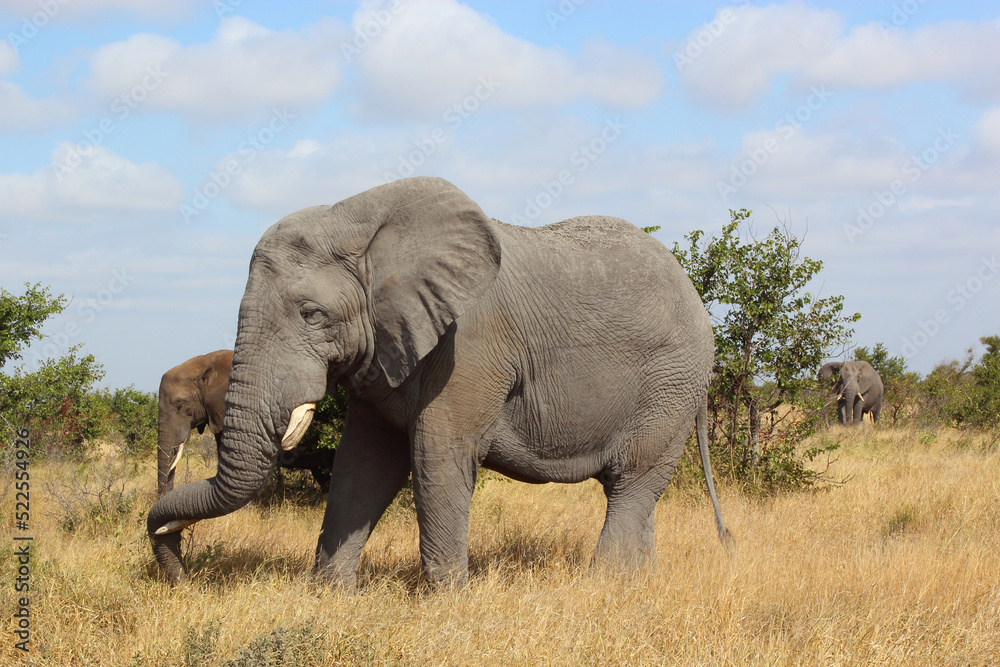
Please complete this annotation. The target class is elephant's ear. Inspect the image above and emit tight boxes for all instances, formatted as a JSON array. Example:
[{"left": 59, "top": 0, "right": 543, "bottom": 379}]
[
  {"left": 199, "top": 357, "right": 230, "bottom": 435},
  {"left": 363, "top": 184, "right": 501, "bottom": 388},
  {"left": 820, "top": 362, "right": 844, "bottom": 383}
]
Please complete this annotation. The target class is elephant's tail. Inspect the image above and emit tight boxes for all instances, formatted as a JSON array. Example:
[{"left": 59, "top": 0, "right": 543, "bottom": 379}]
[{"left": 697, "top": 397, "right": 732, "bottom": 548}]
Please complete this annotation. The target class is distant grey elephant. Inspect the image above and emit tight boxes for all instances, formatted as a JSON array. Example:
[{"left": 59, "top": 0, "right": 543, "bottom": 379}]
[
  {"left": 156, "top": 350, "right": 335, "bottom": 497},
  {"left": 156, "top": 350, "right": 231, "bottom": 496},
  {"left": 148, "top": 177, "right": 730, "bottom": 587},
  {"left": 818, "top": 360, "right": 883, "bottom": 425}
]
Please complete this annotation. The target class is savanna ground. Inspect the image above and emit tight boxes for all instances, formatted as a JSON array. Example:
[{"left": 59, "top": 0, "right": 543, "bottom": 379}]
[{"left": 2, "top": 427, "right": 999, "bottom": 666}]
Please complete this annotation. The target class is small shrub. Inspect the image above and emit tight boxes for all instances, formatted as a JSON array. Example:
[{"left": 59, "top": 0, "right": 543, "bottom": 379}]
[
  {"left": 44, "top": 440, "right": 140, "bottom": 534},
  {"left": 883, "top": 504, "right": 920, "bottom": 538},
  {"left": 252, "top": 467, "right": 327, "bottom": 507},
  {"left": 182, "top": 620, "right": 221, "bottom": 666},
  {"left": 219, "top": 621, "right": 329, "bottom": 667}
]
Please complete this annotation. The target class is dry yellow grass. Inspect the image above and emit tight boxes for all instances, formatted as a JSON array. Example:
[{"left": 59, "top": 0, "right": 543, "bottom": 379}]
[{"left": 3, "top": 427, "right": 999, "bottom": 666}]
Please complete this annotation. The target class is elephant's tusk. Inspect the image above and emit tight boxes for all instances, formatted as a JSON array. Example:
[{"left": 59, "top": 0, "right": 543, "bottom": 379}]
[
  {"left": 858, "top": 393, "right": 865, "bottom": 403},
  {"left": 281, "top": 403, "right": 316, "bottom": 451},
  {"left": 167, "top": 441, "right": 186, "bottom": 474},
  {"left": 155, "top": 519, "right": 198, "bottom": 535}
]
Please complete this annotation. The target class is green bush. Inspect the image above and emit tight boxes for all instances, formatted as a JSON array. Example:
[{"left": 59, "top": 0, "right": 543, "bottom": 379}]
[
  {"left": 957, "top": 335, "right": 1000, "bottom": 432},
  {"left": 296, "top": 386, "right": 349, "bottom": 452},
  {"left": 0, "top": 349, "right": 107, "bottom": 458},
  {"left": 94, "top": 386, "right": 158, "bottom": 454}
]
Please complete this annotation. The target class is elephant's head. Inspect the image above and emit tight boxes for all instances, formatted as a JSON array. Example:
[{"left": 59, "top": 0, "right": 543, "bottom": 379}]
[
  {"left": 147, "top": 177, "right": 502, "bottom": 583},
  {"left": 156, "top": 350, "right": 232, "bottom": 496}
]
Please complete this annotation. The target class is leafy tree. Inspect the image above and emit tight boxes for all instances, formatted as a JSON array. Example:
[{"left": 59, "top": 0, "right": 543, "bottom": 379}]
[
  {"left": 0, "top": 283, "right": 67, "bottom": 369},
  {"left": 672, "top": 209, "right": 859, "bottom": 491},
  {"left": 917, "top": 355, "right": 973, "bottom": 429},
  {"left": 959, "top": 334, "right": 1000, "bottom": 432}
]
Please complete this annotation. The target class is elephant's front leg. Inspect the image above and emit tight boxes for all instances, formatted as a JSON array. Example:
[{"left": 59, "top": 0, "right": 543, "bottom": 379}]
[
  {"left": 853, "top": 397, "right": 866, "bottom": 425},
  {"left": 314, "top": 401, "right": 410, "bottom": 589},
  {"left": 410, "top": 423, "right": 481, "bottom": 587}
]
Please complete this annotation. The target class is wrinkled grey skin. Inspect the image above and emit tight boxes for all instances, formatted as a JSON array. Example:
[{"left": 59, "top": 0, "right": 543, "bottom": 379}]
[
  {"left": 148, "top": 177, "right": 730, "bottom": 587},
  {"left": 819, "top": 360, "right": 883, "bottom": 425},
  {"left": 157, "top": 350, "right": 335, "bottom": 497}
]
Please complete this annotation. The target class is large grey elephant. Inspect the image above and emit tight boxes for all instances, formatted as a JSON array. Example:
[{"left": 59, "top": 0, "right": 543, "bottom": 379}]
[
  {"left": 147, "top": 177, "right": 730, "bottom": 587},
  {"left": 156, "top": 350, "right": 335, "bottom": 497},
  {"left": 818, "top": 360, "right": 883, "bottom": 425}
]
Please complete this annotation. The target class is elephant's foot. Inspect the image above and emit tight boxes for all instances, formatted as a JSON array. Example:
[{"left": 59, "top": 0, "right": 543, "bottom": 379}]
[
  {"left": 420, "top": 554, "right": 469, "bottom": 589},
  {"left": 149, "top": 531, "right": 188, "bottom": 585},
  {"left": 312, "top": 556, "right": 359, "bottom": 592},
  {"left": 592, "top": 526, "right": 656, "bottom": 570}
]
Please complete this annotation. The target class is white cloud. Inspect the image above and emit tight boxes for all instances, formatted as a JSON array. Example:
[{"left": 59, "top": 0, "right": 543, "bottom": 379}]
[
  {"left": 215, "top": 116, "right": 716, "bottom": 231},
  {"left": 0, "top": 39, "right": 17, "bottom": 75},
  {"left": 676, "top": 6, "right": 1000, "bottom": 110},
  {"left": 86, "top": 16, "right": 346, "bottom": 120},
  {"left": 972, "top": 106, "right": 1000, "bottom": 155},
  {"left": 675, "top": 4, "right": 842, "bottom": 109},
  {"left": 353, "top": 0, "right": 663, "bottom": 118},
  {"left": 0, "top": 81, "right": 74, "bottom": 131},
  {"left": 0, "top": 143, "right": 182, "bottom": 222},
  {"left": 807, "top": 18, "right": 1000, "bottom": 98},
  {"left": 220, "top": 132, "right": 399, "bottom": 213}
]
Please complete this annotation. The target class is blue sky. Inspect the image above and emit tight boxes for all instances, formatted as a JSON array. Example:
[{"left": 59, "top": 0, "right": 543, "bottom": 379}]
[{"left": 2, "top": 0, "right": 999, "bottom": 392}]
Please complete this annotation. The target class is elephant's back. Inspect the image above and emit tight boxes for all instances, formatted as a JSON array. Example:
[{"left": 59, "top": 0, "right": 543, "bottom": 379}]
[
  {"left": 488, "top": 215, "right": 713, "bottom": 370},
  {"left": 491, "top": 215, "right": 707, "bottom": 326}
]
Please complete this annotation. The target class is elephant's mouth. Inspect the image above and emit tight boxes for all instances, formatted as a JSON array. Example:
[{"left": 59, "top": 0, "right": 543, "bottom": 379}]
[{"left": 154, "top": 401, "right": 316, "bottom": 538}]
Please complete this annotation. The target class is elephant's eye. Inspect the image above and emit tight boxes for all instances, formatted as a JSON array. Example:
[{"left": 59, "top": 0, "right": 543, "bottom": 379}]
[{"left": 300, "top": 304, "right": 326, "bottom": 325}]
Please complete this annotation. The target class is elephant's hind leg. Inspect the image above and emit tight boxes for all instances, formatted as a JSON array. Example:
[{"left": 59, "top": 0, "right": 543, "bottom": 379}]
[
  {"left": 592, "top": 429, "right": 684, "bottom": 569},
  {"left": 593, "top": 464, "right": 672, "bottom": 568}
]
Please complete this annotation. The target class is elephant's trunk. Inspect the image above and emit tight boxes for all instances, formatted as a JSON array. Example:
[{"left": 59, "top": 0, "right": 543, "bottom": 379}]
[
  {"left": 155, "top": 409, "right": 175, "bottom": 498},
  {"left": 156, "top": 399, "right": 192, "bottom": 498},
  {"left": 841, "top": 381, "right": 859, "bottom": 425},
  {"left": 147, "top": 355, "right": 279, "bottom": 583}
]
